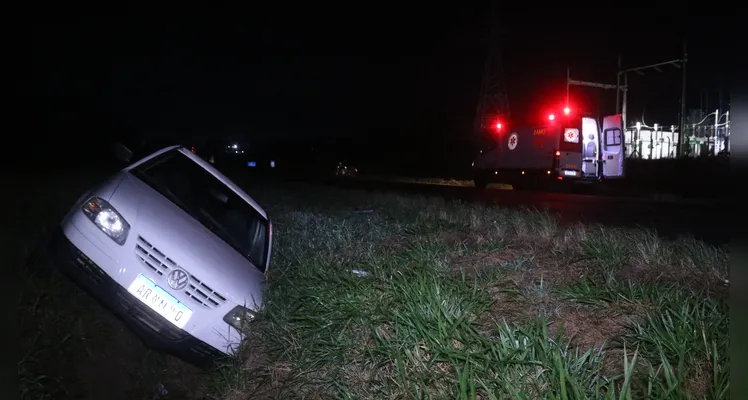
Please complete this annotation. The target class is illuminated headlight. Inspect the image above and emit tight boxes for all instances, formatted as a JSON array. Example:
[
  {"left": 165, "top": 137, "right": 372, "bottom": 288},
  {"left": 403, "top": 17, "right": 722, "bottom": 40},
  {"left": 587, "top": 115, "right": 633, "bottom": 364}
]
[
  {"left": 81, "top": 197, "right": 130, "bottom": 245},
  {"left": 223, "top": 305, "right": 257, "bottom": 331}
]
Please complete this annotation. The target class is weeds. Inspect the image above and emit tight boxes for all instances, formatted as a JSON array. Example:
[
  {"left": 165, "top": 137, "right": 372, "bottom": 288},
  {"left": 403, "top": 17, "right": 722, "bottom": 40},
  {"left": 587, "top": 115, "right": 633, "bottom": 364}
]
[{"left": 211, "top": 183, "right": 729, "bottom": 399}]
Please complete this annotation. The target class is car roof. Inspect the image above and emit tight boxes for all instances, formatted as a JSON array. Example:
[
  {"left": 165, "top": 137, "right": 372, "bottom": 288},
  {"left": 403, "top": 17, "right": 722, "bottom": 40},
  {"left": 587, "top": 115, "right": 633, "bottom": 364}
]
[{"left": 124, "top": 145, "right": 269, "bottom": 220}]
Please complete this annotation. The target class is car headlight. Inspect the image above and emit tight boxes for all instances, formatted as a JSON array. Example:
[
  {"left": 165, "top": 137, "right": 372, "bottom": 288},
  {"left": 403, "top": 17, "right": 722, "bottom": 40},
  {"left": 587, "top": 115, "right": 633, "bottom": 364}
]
[
  {"left": 81, "top": 197, "right": 131, "bottom": 245},
  {"left": 223, "top": 305, "right": 256, "bottom": 331}
]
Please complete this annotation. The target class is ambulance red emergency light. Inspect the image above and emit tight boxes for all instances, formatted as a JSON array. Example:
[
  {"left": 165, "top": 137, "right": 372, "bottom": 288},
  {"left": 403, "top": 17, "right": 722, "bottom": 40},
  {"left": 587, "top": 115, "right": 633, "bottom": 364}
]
[{"left": 472, "top": 105, "right": 624, "bottom": 190}]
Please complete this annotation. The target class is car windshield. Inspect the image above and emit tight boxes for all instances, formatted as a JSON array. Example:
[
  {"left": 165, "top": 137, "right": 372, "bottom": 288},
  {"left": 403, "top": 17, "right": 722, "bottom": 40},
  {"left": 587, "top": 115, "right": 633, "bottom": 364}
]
[{"left": 131, "top": 150, "right": 269, "bottom": 272}]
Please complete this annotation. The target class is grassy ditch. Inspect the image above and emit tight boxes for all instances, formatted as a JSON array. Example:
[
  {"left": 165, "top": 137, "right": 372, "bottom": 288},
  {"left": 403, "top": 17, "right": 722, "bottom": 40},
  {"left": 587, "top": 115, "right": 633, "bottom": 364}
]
[{"left": 212, "top": 183, "right": 729, "bottom": 399}]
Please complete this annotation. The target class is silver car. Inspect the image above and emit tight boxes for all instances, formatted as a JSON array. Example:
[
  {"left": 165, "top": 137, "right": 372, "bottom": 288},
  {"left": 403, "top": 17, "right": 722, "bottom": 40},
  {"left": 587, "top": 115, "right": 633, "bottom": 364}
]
[{"left": 50, "top": 145, "right": 272, "bottom": 366}]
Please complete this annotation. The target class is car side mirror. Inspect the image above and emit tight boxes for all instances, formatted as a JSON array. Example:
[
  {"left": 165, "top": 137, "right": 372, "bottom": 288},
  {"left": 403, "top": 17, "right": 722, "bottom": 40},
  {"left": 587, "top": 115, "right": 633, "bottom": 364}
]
[{"left": 113, "top": 142, "right": 133, "bottom": 164}]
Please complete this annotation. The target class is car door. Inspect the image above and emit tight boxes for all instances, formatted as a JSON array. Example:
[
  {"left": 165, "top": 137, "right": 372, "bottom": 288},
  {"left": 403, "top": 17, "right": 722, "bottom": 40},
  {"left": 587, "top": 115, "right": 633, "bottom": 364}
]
[
  {"left": 581, "top": 117, "right": 599, "bottom": 177},
  {"left": 601, "top": 114, "right": 624, "bottom": 178}
]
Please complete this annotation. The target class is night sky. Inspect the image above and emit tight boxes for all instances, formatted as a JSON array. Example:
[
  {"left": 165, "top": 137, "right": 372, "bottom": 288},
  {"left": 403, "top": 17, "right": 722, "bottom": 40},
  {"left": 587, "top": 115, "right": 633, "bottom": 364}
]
[{"left": 31, "top": 5, "right": 730, "bottom": 172}]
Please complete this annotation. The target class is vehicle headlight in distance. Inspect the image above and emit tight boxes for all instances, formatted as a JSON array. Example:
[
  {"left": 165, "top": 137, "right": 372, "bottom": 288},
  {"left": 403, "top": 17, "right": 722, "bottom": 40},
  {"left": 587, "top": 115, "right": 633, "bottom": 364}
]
[
  {"left": 223, "top": 305, "right": 257, "bottom": 331},
  {"left": 81, "top": 197, "right": 131, "bottom": 245}
]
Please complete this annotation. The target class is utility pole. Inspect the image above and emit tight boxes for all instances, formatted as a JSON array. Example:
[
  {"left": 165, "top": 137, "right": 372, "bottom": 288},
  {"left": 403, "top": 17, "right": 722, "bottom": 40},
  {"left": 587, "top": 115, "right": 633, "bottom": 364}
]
[
  {"left": 473, "top": 2, "right": 510, "bottom": 139},
  {"left": 616, "top": 56, "right": 621, "bottom": 113},
  {"left": 621, "top": 73, "right": 628, "bottom": 129},
  {"left": 566, "top": 67, "right": 570, "bottom": 106},
  {"left": 678, "top": 41, "right": 688, "bottom": 157}
]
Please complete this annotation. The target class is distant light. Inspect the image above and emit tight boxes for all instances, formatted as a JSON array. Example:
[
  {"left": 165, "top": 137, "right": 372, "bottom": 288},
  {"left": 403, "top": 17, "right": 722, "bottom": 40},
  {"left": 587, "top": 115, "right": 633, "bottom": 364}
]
[
  {"left": 270, "top": 160, "right": 275, "bottom": 168},
  {"left": 496, "top": 122, "right": 502, "bottom": 130},
  {"left": 248, "top": 161, "right": 256, "bottom": 167},
  {"left": 547, "top": 170, "right": 551, "bottom": 174},
  {"left": 548, "top": 114, "right": 555, "bottom": 121},
  {"left": 563, "top": 107, "right": 570, "bottom": 115},
  {"left": 521, "top": 170, "right": 525, "bottom": 175},
  {"left": 555, "top": 150, "right": 561, "bottom": 156},
  {"left": 232, "top": 144, "right": 238, "bottom": 149}
]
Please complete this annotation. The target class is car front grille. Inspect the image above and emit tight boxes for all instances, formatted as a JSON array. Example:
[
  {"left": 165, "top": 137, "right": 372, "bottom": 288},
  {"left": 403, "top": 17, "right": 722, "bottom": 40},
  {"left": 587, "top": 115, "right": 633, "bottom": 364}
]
[
  {"left": 135, "top": 236, "right": 227, "bottom": 309},
  {"left": 55, "top": 231, "right": 228, "bottom": 363},
  {"left": 135, "top": 236, "right": 177, "bottom": 276}
]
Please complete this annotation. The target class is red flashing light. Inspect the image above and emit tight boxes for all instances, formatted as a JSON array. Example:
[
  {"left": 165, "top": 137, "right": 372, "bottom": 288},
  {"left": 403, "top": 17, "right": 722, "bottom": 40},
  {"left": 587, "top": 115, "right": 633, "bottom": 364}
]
[
  {"left": 191, "top": 146, "right": 195, "bottom": 153},
  {"left": 548, "top": 114, "right": 555, "bottom": 121},
  {"left": 496, "top": 122, "right": 502, "bottom": 130},
  {"left": 563, "top": 107, "right": 570, "bottom": 115}
]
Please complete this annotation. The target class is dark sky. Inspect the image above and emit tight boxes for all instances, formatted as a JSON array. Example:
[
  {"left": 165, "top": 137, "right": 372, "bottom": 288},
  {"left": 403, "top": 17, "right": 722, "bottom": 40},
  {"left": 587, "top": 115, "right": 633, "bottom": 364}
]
[{"left": 31, "top": 5, "right": 730, "bottom": 167}]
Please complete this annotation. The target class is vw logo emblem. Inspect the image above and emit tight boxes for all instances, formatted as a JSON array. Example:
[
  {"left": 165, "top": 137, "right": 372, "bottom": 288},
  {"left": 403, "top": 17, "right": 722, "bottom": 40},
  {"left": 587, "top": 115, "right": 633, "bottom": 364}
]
[{"left": 167, "top": 268, "right": 190, "bottom": 290}]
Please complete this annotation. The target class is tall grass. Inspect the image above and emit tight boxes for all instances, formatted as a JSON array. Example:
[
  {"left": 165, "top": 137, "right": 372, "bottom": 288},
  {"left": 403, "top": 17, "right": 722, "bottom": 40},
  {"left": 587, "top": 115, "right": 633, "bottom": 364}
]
[{"left": 211, "top": 184, "right": 729, "bottom": 399}]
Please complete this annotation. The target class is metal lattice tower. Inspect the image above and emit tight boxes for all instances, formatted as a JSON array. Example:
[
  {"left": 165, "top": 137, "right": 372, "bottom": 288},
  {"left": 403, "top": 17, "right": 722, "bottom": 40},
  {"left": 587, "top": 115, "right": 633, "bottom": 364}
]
[{"left": 473, "top": 3, "right": 510, "bottom": 136}]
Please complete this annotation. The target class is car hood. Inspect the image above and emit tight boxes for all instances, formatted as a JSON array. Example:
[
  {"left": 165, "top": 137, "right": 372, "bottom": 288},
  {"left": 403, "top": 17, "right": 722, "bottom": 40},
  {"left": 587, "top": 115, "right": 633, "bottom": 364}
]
[{"left": 109, "top": 173, "right": 265, "bottom": 309}]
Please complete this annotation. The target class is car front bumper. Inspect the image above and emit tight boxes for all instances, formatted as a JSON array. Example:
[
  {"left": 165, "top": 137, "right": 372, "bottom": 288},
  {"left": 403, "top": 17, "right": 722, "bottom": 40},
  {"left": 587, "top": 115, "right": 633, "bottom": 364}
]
[{"left": 49, "top": 228, "right": 227, "bottom": 367}]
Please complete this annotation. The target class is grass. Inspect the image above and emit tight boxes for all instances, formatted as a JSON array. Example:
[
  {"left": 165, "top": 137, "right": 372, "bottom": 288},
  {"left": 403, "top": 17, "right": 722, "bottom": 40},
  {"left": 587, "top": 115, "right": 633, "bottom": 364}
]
[
  {"left": 210, "top": 183, "right": 730, "bottom": 399},
  {"left": 354, "top": 174, "right": 513, "bottom": 190},
  {"left": 18, "top": 174, "right": 729, "bottom": 399}
]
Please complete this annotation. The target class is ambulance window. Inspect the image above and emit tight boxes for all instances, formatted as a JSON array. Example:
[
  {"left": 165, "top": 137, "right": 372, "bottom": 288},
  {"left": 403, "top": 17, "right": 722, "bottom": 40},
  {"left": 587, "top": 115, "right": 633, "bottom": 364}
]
[{"left": 604, "top": 128, "right": 622, "bottom": 146}]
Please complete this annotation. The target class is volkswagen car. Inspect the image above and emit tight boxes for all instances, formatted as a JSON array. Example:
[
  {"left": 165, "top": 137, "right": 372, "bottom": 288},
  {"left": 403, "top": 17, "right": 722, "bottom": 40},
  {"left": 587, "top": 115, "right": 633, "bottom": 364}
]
[{"left": 50, "top": 145, "right": 272, "bottom": 366}]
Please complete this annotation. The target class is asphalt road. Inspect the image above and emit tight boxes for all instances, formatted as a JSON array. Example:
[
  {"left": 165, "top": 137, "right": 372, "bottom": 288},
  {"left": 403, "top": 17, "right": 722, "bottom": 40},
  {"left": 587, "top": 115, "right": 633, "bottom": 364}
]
[{"left": 327, "top": 179, "right": 731, "bottom": 246}]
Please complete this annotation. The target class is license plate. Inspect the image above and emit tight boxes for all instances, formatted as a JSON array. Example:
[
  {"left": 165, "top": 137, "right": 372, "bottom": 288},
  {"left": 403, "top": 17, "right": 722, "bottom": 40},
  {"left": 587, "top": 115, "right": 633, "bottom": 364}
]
[
  {"left": 127, "top": 274, "right": 193, "bottom": 329},
  {"left": 564, "top": 170, "right": 577, "bottom": 176}
]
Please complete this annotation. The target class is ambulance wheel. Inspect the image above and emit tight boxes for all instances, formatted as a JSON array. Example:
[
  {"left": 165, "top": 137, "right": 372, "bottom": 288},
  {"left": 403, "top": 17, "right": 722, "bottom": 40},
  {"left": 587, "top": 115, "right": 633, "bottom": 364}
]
[{"left": 473, "top": 175, "right": 488, "bottom": 189}]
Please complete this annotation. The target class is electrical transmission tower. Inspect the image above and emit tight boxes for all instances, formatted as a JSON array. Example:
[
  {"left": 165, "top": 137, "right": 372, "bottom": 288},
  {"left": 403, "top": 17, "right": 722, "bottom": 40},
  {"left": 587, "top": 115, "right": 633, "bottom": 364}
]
[{"left": 473, "top": 3, "right": 510, "bottom": 138}]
